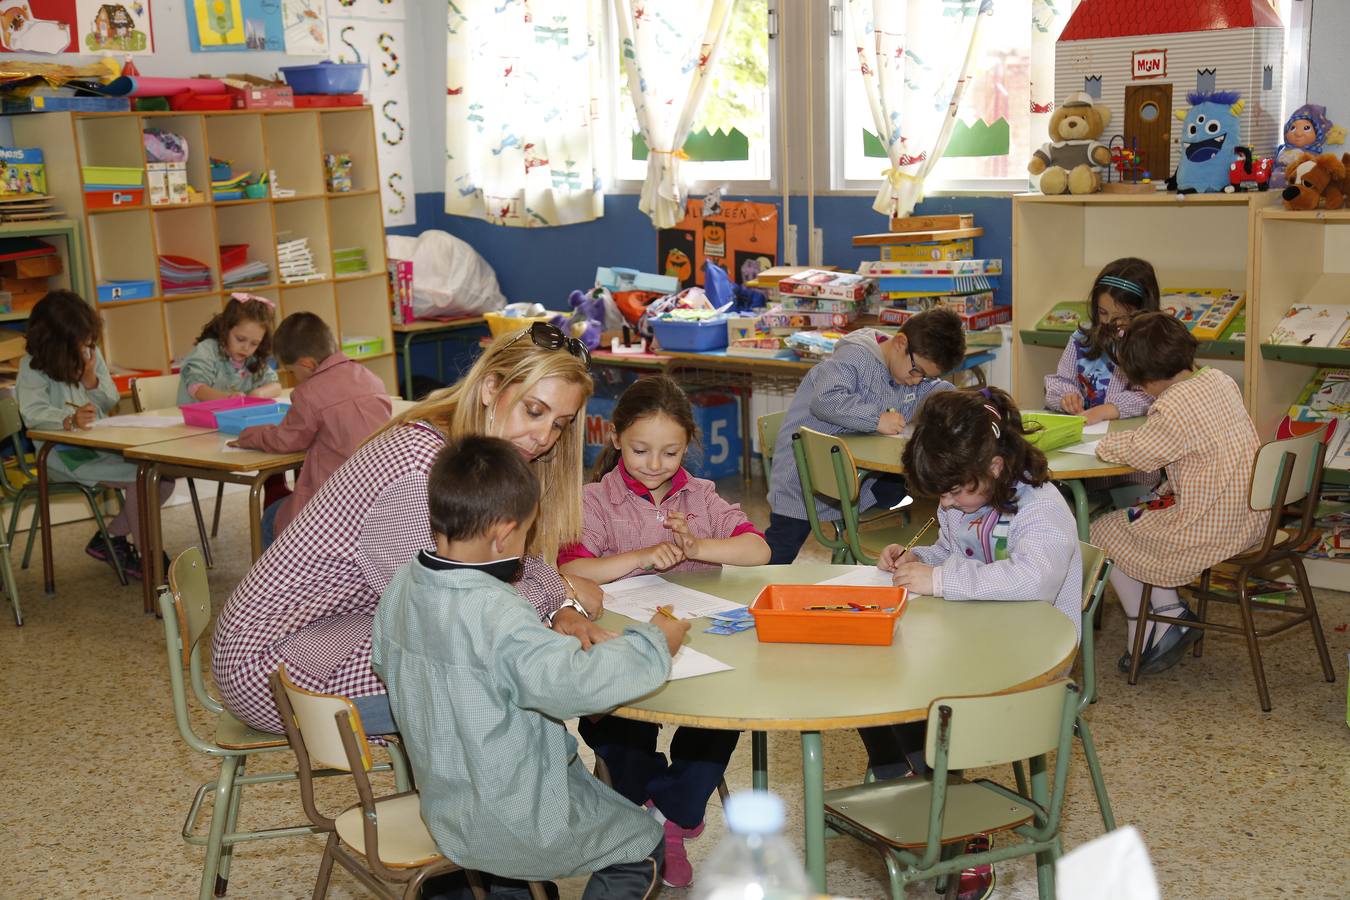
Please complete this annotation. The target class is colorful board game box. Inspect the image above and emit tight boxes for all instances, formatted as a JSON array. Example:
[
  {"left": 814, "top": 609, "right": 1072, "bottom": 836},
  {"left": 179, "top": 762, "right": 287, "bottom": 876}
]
[{"left": 0, "top": 148, "right": 46, "bottom": 195}]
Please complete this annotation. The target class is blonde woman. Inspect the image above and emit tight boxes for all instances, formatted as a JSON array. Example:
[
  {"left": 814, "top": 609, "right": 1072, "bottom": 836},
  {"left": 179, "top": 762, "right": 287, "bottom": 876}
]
[{"left": 213, "top": 324, "right": 606, "bottom": 734}]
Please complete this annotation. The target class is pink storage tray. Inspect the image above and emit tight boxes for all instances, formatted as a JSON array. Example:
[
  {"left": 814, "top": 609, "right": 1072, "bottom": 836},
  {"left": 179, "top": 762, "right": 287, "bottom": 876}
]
[{"left": 181, "top": 396, "right": 275, "bottom": 428}]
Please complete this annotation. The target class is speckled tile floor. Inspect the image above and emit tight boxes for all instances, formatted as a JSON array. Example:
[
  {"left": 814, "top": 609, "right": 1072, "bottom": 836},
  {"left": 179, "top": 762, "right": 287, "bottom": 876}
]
[{"left": 2, "top": 478, "right": 1347, "bottom": 899}]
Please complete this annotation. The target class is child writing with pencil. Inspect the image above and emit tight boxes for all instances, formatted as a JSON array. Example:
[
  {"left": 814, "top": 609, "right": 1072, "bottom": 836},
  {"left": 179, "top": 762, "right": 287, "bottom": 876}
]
[
  {"left": 765, "top": 308, "right": 967, "bottom": 564},
  {"left": 177, "top": 293, "right": 282, "bottom": 404},
  {"left": 559, "top": 375, "right": 769, "bottom": 888},
  {"left": 16, "top": 290, "right": 176, "bottom": 581}
]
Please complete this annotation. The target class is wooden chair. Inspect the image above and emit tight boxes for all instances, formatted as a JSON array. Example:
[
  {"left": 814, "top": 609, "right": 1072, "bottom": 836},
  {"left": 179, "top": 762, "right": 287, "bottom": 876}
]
[
  {"left": 793, "top": 427, "right": 911, "bottom": 565},
  {"left": 825, "top": 681, "right": 1080, "bottom": 900},
  {"left": 272, "top": 667, "right": 546, "bottom": 900},
  {"left": 756, "top": 410, "right": 785, "bottom": 483},
  {"left": 132, "top": 374, "right": 222, "bottom": 566},
  {"left": 161, "top": 548, "right": 410, "bottom": 900},
  {"left": 0, "top": 395, "right": 127, "bottom": 587},
  {"left": 1126, "top": 430, "right": 1337, "bottom": 711}
]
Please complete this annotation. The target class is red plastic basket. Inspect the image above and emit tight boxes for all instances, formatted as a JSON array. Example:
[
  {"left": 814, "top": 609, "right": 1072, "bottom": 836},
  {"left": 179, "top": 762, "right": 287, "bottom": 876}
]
[{"left": 749, "top": 583, "right": 907, "bottom": 646}]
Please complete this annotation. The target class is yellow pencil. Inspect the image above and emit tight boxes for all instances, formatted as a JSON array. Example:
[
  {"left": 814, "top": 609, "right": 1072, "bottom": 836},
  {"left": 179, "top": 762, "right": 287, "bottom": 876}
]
[
  {"left": 901, "top": 517, "right": 936, "bottom": 556},
  {"left": 656, "top": 604, "right": 678, "bottom": 621},
  {"left": 65, "top": 401, "right": 84, "bottom": 410}
]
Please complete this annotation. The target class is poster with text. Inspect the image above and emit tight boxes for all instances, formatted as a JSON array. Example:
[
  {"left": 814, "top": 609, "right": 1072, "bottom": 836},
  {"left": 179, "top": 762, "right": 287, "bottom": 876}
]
[
  {"left": 325, "top": 0, "right": 403, "bottom": 21},
  {"left": 658, "top": 200, "right": 779, "bottom": 287},
  {"left": 76, "top": 0, "right": 154, "bottom": 54},
  {"left": 187, "top": 0, "right": 283, "bottom": 52},
  {"left": 329, "top": 14, "right": 414, "bottom": 226},
  {"left": 0, "top": 0, "right": 78, "bottom": 54},
  {"left": 282, "top": 0, "right": 327, "bottom": 54}
]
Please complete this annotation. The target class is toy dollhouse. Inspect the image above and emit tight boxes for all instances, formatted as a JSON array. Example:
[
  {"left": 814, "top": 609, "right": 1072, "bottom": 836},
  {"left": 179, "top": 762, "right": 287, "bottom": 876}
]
[{"left": 1055, "top": 0, "right": 1284, "bottom": 181}]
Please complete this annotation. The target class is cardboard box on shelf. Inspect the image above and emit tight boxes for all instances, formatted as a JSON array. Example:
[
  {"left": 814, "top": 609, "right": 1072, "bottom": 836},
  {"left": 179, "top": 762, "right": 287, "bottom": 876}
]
[
  {"left": 223, "top": 76, "right": 295, "bottom": 109},
  {"left": 166, "top": 163, "right": 189, "bottom": 204},
  {"left": 1, "top": 254, "right": 61, "bottom": 280},
  {"left": 146, "top": 162, "right": 169, "bottom": 206}
]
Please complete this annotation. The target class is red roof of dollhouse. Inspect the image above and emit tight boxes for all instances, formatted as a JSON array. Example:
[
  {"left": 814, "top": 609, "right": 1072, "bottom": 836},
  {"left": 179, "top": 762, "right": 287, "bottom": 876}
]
[{"left": 1060, "top": 0, "right": 1282, "bottom": 41}]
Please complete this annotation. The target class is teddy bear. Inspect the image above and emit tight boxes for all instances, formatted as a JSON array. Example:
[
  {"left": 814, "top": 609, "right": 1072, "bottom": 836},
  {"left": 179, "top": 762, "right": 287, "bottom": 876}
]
[
  {"left": 1280, "top": 151, "right": 1349, "bottom": 211},
  {"left": 1028, "top": 92, "right": 1113, "bottom": 195}
]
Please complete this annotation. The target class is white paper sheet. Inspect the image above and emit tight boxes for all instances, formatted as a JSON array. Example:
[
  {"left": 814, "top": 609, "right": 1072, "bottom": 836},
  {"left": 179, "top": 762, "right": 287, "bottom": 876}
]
[
  {"left": 668, "top": 645, "right": 734, "bottom": 681},
  {"left": 1082, "top": 420, "right": 1110, "bottom": 435},
  {"left": 815, "top": 566, "right": 895, "bottom": 587},
  {"left": 603, "top": 574, "right": 746, "bottom": 621},
  {"left": 1060, "top": 439, "right": 1103, "bottom": 456},
  {"left": 89, "top": 414, "right": 184, "bottom": 429}
]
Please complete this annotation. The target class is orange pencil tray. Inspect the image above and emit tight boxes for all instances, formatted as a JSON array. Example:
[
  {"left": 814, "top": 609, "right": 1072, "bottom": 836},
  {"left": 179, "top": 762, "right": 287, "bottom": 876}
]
[{"left": 749, "top": 584, "right": 908, "bottom": 646}]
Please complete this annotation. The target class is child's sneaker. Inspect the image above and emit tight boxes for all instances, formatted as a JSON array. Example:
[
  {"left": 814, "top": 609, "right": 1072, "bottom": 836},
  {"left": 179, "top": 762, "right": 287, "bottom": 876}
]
[
  {"left": 85, "top": 533, "right": 141, "bottom": 580},
  {"left": 956, "top": 834, "right": 995, "bottom": 900},
  {"left": 661, "top": 817, "right": 694, "bottom": 888}
]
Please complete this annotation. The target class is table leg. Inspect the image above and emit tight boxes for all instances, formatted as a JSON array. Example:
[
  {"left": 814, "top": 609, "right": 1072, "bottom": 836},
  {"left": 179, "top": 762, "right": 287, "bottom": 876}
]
[
  {"left": 800, "top": 731, "right": 826, "bottom": 893},
  {"left": 36, "top": 442, "right": 54, "bottom": 594},
  {"left": 136, "top": 461, "right": 154, "bottom": 614},
  {"left": 739, "top": 385, "right": 753, "bottom": 484},
  {"left": 248, "top": 475, "right": 266, "bottom": 561},
  {"left": 1030, "top": 754, "right": 1056, "bottom": 888},
  {"left": 751, "top": 731, "right": 768, "bottom": 791},
  {"left": 1065, "top": 479, "right": 1090, "bottom": 542},
  {"left": 399, "top": 331, "right": 416, "bottom": 401}
]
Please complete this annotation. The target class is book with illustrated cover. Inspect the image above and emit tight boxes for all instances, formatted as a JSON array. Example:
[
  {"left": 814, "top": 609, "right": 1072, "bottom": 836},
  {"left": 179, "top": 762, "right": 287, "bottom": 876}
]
[
  {"left": 1219, "top": 310, "right": 1246, "bottom": 342},
  {"left": 858, "top": 259, "right": 1003, "bottom": 277},
  {"left": 879, "top": 239, "right": 973, "bottom": 262},
  {"left": 1188, "top": 290, "right": 1245, "bottom": 341},
  {"left": 1036, "top": 301, "right": 1088, "bottom": 332},
  {"left": 1267, "top": 304, "right": 1350, "bottom": 347},
  {"left": 875, "top": 274, "right": 998, "bottom": 294},
  {"left": 1160, "top": 288, "right": 1221, "bottom": 332},
  {"left": 778, "top": 269, "right": 873, "bottom": 301}
]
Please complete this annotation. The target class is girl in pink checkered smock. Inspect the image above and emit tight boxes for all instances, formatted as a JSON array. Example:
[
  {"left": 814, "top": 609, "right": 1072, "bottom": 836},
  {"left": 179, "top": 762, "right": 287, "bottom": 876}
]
[
  {"left": 559, "top": 375, "right": 770, "bottom": 888},
  {"left": 1090, "top": 313, "right": 1268, "bottom": 677}
]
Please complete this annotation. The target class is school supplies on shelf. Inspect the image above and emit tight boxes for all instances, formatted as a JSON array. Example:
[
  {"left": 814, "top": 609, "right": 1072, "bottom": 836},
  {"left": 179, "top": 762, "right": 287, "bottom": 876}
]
[
  {"left": 324, "top": 153, "right": 353, "bottom": 193},
  {"left": 778, "top": 269, "right": 874, "bottom": 302},
  {"left": 219, "top": 244, "right": 270, "bottom": 289},
  {"left": 879, "top": 238, "right": 974, "bottom": 262},
  {"left": 333, "top": 246, "right": 369, "bottom": 276},
  {"left": 158, "top": 255, "right": 211, "bottom": 295},
  {"left": 276, "top": 235, "right": 323, "bottom": 284},
  {"left": 1160, "top": 288, "right": 1245, "bottom": 340},
  {"left": 1267, "top": 303, "right": 1350, "bottom": 348},
  {"left": 859, "top": 259, "right": 1003, "bottom": 278}
]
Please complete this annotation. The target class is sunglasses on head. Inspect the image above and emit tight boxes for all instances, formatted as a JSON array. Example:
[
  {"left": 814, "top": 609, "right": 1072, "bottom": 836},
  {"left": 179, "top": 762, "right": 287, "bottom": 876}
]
[{"left": 514, "top": 321, "right": 592, "bottom": 368}]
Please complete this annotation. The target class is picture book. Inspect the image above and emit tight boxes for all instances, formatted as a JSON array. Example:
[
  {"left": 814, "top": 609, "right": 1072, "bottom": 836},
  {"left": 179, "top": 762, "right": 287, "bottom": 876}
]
[
  {"left": 1267, "top": 304, "right": 1350, "bottom": 347},
  {"left": 1219, "top": 310, "right": 1246, "bottom": 343},
  {"left": 858, "top": 259, "right": 1003, "bottom": 278},
  {"left": 1160, "top": 288, "right": 1222, "bottom": 332},
  {"left": 1036, "top": 301, "right": 1088, "bottom": 332},
  {"left": 0, "top": 148, "right": 46, "bottom": 195},
  {"left": 1189, "top": 290, "right": 1245, "bottom": 341}
]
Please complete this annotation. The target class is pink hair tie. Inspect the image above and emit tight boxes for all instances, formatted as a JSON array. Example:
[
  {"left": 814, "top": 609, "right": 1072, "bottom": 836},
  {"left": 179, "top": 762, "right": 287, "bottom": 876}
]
[{"left": 230, "top": 292, "right": 275, "bottom": 309}]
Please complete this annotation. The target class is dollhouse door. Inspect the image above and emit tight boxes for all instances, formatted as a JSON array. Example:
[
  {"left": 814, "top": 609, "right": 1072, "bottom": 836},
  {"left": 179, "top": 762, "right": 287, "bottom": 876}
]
[{"left": 1124, "top": 84, "right": 1173, "bottom": 180}]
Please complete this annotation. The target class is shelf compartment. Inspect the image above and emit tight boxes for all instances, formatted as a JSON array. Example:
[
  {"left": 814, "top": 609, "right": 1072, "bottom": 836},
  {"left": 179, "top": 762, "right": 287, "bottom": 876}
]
[
  {"left": 279, "top": 281, "right": 338, "bottom": 325},
  {"left": 101, "top": 300, "right": 168, "bottom": 374},
  {"left": 214, "top": 203, "right": 276, "bottom": 290},
  {"left": 153, "top": 204, "right": 219, "bottom": 295},
  {"left": 204, "top": 114, "right": 267, "bottom": 196},
  {"left": 319, "top": 109, "right": 378, "bottom": 193},
  {"left": 335, "top": 275, "right": 392, "bottom": 357},
  {"left": 88, "top": 209, "right": 158, "bottom": 287},
  {"left": 141, "top": 114, "right": 210, "bottom": 199},
  {"left": 273, "top": 198, "right": 331, "bottom": 285},
  {"left": 75, "top": 115, "right": 145, "bottom": 173},
  {"left": 357, "top": 353, "right": 398, "bottom": 395},
  {"left": 1259, "top": 344, "right": 1350, "bottom": 365},
  {"left": 263, "top": 112, "right": 324, "bottom": 197},
  {"left": 327, "top": 192, "right": 383, "bottom": 278},
  {"left": 164, "top": 294, "right": 225, "bottom": 366}
]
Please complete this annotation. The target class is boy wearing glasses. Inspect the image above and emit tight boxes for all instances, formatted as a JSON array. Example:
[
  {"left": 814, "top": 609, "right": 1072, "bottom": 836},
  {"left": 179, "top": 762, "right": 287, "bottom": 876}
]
[{"left": 764, "top": 308, "right": 967, "bottom": 565}]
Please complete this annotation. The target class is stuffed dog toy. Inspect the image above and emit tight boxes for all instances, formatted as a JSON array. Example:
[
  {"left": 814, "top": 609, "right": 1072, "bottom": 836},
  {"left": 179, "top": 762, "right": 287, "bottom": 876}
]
[{"left": 1281, "top": 151, "right": 1348, "bottom": 210}]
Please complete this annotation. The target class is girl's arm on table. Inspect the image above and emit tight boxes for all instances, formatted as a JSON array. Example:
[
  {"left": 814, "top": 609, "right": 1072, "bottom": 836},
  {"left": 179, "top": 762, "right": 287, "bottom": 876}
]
[
  {"left": 1096, "top": 404, "right": 1185, "bottom": 472},
  {"left": 1043, "top": 342, "right": 1081, "bottom": 413}
]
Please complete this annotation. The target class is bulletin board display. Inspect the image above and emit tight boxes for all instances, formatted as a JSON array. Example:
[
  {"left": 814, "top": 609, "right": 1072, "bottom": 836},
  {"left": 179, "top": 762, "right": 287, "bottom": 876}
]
[{"left": 657, "top": 199, "right": 778, "bottom": 290}]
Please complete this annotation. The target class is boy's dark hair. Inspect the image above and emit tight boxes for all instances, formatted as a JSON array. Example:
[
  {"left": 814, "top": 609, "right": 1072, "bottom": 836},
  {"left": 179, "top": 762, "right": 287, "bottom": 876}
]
[
  {"left": 1081, "top": 256, "right": 1160, "bottom": 361},
  {"left": 428, "top": 435, "right": 539, "bottom": 542},
  {"left": 25, "top": 290, "right": 102, "bottom": 385},
  {"left": 900, "top": 308, "right": 966, "bottom": 373},
  {"left": 592, "top": 375, "right": 699, "bottom": 481},
  {"left": 273, "top": 312, "right": 338, "bottom": 365},
  {"left": 1112, "top": 311, "right": 1197, "bottom": 386},
  {"left": 901, "top": 386, "right": 1049, "bottom": 515},
  {"left": 196, "top": 294, "right": 276, "bottom": 374}
]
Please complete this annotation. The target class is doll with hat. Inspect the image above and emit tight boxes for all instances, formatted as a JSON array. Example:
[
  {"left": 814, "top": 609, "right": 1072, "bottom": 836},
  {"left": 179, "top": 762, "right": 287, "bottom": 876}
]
[{"left": 1272, "top": 104, "right": 1347, "bottom": 189}]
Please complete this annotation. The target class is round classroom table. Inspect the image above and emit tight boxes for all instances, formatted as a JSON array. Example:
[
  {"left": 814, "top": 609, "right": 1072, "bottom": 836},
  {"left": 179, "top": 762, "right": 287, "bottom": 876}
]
[{"left": 601, "top": 563, "right": 1078, "bottom": 893}]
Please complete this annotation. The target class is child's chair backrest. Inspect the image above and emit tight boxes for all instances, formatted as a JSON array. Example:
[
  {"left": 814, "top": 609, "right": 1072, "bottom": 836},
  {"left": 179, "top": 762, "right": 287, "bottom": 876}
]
[
  {"left": 796, "top": 427, "right": 860, "bottom": 503},
  {"left": 1080, "top": 542, "right": 1109, "bottom": 614},
  {"left": 0, "top": 395, "right": 24, "bottom": 444},
  {"left": 166, "top": 547, "right": 212, "bottom": 671},
  {"left": 757, "top": 411, "right": 785, "bottom": 480},
  {"left": 131, "top": 374, "right": 180, "bottom": 413},
  {"left": 275, "top": 665, "right": 371, "bottom": 774},
  {"left": 925, "top": 680, "right": 1077, "bottom": 772},
  {"left": 1249, "top": 430, "right": 1326, "bottom": 511}
]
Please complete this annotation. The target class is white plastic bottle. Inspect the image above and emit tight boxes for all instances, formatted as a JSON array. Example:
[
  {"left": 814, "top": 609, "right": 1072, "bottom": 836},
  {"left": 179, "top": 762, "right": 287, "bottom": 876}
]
[{"left": 693, "top": 791, "right": 813, "bottom": 900}]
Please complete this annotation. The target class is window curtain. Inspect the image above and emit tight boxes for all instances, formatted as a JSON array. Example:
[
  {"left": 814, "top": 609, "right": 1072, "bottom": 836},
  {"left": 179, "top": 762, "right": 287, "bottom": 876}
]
[
  {"left": 1030, "top": 0, "right": 1077, "bottom": 158},
  {"left": 848, "top": 0, "right": 991, "bottom": 218},
  {"left": 445, "top": 1, "right": 605, "bottom": 227},
  {"left": 613, "top": 0, "right": 735, "bottom": 229}
]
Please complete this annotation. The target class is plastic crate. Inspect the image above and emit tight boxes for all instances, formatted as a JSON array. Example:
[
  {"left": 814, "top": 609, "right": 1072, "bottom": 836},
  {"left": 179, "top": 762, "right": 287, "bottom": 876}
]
[
  {"left": 96, "top": 279, "right": 155, "bottom": 303},
  {"left": 341, "top": 335, "right": 385, "bottom": 357},
  {"left": 113, "top": 368, "right": 162, "bottom": 394},
  {"left": 650, "top": 317, "right": 729, "bottom": 352},
  {"left": 85, "top": 188, "right": 144, "bottom": 209},
  {"left": 749, "top": 584, "right": 908, "bottom": 646},
  {"left": 484, "top": 311, "right": 556, "bottom": 338},
  {"left": 82, "top": 166, "right": 144, "bottom": 186},
  {"left": 215, "top": 402, "right": 290, "bottom": 434},
  {"left": 278, "top": 62, "right": 367, "bottom": 95},
  {"left": 180, "top": 396, "right": 276, "bottom": 428}
]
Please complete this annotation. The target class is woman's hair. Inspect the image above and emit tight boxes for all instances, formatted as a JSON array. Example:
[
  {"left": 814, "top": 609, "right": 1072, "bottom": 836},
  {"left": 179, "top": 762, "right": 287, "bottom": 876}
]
[
  {"left": 25, "top": 290, "right": 102, "bottom": 385},
  {"left": 1080, "top": 257, "right": 1160, "bottom": 361},
  {"left": 195, "top": 294, "right": 276, "bottom": 374},
  {"left": 1112, "top": 311, "right": 1198, "bottom": 386},
  {"left": 901, "top": 386, "right": 1050, "bottom": 515},
  {"left": 591, "top": 375, "right": 699, "bottom": 481},
  {"left": 387, "top": 328, "right": 594, "bottom": 561}
]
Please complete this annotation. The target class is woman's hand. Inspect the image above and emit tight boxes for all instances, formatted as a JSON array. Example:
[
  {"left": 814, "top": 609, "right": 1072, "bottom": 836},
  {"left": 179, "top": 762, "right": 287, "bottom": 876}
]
[
  {"left": 878, "top": 543, "right": 906, "bottom": 572},
  {"left": 73, "top": 402, "right": 97, "bottom": 430},
  {"left": 662, "top": 512, "right": 701, "bottom": 560},
  {"left": 551, "top": 607, "right": 618, "bottom": 649},
  {"left": 637, "top": 542, "right": 685, "bottom": 572},
  {"left": 891, "top": 560, "right": 935, "bottom": 594},
  {"left": 1061, "top": 392, "right": 1085, "bottom": 415},
  {"left": 565, "top": 573, "right": 604, "bottom": 618}
]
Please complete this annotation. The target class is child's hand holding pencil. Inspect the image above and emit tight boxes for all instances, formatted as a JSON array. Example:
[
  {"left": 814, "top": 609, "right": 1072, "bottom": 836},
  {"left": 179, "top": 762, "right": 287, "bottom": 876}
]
[
  {"left": 650, "top": 604, "right": 691, "bottom": 656},
  {"left": 65, "top": 400, "right": 96, "bottom": 431},
  {"left": 879, "top": 517, "right": 936, "bottom": 591}
]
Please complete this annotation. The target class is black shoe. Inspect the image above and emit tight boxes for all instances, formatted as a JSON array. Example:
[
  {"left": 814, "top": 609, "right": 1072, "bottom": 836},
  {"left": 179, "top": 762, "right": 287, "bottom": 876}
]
[{"left": 1138, "top": 610, "right": 1203, "bottom": 675}]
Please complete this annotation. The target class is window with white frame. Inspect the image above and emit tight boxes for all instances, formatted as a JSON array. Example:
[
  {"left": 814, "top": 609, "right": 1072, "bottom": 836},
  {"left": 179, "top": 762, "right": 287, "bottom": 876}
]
[
  {"left": 610, "top": 0, "right": 775, "bottom": 186},
  {"left": 831, "top": 0, "right": 1033, "bottom": 192}
]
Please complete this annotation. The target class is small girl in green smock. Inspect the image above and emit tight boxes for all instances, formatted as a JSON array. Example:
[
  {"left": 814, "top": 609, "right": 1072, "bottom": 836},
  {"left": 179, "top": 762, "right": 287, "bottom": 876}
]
[
  {"left": 176, "top": 293, "right": 281, "bottom": 405},
  {"left": 16, "top": 291, "right": 176, "bottom": 581}
]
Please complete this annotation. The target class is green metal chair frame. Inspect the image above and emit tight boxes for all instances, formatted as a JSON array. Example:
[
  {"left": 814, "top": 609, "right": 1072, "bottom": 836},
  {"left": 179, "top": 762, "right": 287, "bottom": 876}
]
[
  {"left": 159, "top": 547, "right": 411, "bottom": 900},
  {"left": 789, "top": 431, "right": 853, "bottom": 563},
  {"left": 0, "top": 395, "right": 127, "bottom": 588},
  {"left": 794, "top": 427, "right": 910, "bottom": 565},
  {"left": 756, "top": 410, "right": 785, "bottom": 483},
  {"left": 825, "top": 681, "right": 1080, "bottom": 900}
]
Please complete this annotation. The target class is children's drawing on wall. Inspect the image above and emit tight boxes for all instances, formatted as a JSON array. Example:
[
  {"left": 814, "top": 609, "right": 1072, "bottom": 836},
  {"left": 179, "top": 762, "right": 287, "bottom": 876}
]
[
  {"left": 656, "top": 228, "right": 697, "bottom": 290},
  {"left": 187, "top": 0, "right": 282, "bottom": 52},
  {"left": 324, "top": 0, "right": 402, "bottom": 21},
  {"left": 77, "top": 0, "right": 152, "bottom": 53},
  {"left": 658, "top": 199, "right": 780, "bottom": 287},
  {"left": 282, "top": 0, "right": 325, "bottom": 54},
  {"left": 0, "top": 0, "right": 77, "bottom": 54}
]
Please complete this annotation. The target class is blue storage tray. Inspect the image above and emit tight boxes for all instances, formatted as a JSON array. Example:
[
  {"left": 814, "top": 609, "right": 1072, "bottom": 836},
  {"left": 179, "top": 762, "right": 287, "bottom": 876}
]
[
  {"left": 97, "top": 280, "right": 156, "bottom": 303},
  {"left": 213, "top": 190, "right": 244, "bottom": 201},
  {"left": 651, "top": 318, "right": 729, "bottom": 352},
  {"left": 278, "top": 62, "right": 367, "bottom": 95},
  {"left": 214, "top": 402, "right": 290, "bottom": 434}
]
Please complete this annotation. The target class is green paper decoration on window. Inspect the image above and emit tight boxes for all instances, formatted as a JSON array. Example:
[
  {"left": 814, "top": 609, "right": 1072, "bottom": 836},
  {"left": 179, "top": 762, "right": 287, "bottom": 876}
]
[
  {"left": 863, "top": 117, "right": 1011, "bottom": 160},
  {"left": 632, "top": 127, "right": 750, "bottom": 162}
]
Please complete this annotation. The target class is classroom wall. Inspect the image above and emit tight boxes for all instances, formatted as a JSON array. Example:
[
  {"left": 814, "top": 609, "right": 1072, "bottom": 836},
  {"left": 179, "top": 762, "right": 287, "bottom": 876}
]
[{"left": 1305, "top": 0, "right": 1349, "bottom": 107}]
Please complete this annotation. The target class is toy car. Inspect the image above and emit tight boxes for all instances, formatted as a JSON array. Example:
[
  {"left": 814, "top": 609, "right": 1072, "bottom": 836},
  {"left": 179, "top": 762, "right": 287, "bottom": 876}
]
[{"left": 1225, "top": 146, "right": 1273, "bottom": 192}]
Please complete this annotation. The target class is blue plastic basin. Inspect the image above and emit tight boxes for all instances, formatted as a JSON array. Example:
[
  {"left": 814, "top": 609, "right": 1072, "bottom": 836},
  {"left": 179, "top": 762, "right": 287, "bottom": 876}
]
[{"left": 278, "top": 62, "right": 367, "bottom": 95}]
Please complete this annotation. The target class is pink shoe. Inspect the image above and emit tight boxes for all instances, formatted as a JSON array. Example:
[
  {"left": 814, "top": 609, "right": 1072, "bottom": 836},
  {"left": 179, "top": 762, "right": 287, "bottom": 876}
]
[{"left": 661, "top": 818, "right": 694, "bottom": 887}]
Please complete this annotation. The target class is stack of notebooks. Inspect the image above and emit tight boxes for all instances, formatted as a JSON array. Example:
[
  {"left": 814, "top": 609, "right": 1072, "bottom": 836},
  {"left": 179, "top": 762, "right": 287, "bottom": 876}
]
[
  {"left": 333, "top": 247, "right": 368, "bottom": 277},
  {"left": 277, "top": 236, "right": 324, "bottom": 284},
  {"left": 158, "top": 255, "right": 212, "bottom": 295},
  {"left": 860, "top": 257, "right": 1008, "bottom": 330},
  {"left": 221, "top": 259, "right": 270, "bottom": 289},
  {"left": 1267, "top": 303, "right": 1350, "bottom": 348},
  {"left": 0, "top": 193, "right": 59, "bottom": 222}
]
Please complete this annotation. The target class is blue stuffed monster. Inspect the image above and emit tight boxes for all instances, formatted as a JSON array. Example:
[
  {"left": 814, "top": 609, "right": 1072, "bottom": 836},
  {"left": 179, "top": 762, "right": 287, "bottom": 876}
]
[{"left": 1171, "top": 90, "right": 1246, "bottom": 193}]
